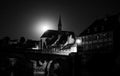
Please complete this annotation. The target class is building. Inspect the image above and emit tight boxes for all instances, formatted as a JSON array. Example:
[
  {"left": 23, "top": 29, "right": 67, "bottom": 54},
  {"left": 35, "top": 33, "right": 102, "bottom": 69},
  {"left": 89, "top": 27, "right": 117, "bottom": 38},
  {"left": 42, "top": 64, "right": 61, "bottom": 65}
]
[
  {"left": 39, "top": 16, "right": 77, "bottom": 56},
  {"left": 78, "top": 13, "right": 120, "bottom": 53},
  {"left": 76, "top": 13, "right": 120, "bottom": 75}
]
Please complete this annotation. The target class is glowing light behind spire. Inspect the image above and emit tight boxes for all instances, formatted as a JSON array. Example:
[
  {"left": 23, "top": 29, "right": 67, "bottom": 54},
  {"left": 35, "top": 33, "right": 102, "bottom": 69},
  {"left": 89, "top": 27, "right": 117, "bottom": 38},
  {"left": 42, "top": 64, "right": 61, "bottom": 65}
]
[{"left": 32, "top": 17, "right": 57, "bottom": 39}]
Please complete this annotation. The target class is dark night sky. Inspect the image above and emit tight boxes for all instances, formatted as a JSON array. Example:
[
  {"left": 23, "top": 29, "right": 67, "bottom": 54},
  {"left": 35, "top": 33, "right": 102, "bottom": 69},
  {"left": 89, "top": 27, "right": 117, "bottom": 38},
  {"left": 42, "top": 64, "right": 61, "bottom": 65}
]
[{"left": 0, "top": 0, "right": 120, "bottom": 40}]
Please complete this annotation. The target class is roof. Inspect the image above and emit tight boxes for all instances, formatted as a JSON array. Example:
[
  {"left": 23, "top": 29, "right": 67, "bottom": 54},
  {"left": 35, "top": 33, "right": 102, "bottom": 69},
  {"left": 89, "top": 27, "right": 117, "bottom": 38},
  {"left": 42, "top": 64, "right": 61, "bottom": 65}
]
[{"left": 41, "top": 30, "right": 75, "bottom": 38}]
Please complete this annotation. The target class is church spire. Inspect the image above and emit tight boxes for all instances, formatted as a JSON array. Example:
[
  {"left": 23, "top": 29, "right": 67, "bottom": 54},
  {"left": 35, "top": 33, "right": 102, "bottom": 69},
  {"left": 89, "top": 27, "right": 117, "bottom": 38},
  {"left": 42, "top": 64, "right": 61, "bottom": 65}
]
[{"left": 58, "top": 15, "right": 62, "bottom": 32}]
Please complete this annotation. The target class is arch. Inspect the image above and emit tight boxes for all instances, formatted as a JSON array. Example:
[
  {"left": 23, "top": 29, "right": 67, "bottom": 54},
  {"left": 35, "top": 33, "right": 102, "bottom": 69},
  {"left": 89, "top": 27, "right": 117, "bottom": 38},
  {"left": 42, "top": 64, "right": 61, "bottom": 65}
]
[{"left": 47, "top": 57, "right": 71, "bottom": 76}]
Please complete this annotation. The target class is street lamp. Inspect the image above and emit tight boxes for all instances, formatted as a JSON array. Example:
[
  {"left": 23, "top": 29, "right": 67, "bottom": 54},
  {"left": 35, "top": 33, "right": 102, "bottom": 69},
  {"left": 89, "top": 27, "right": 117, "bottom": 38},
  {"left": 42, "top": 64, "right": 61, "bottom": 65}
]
[{"left": 76, "top": 37, "right": 82, "bottom": 45}]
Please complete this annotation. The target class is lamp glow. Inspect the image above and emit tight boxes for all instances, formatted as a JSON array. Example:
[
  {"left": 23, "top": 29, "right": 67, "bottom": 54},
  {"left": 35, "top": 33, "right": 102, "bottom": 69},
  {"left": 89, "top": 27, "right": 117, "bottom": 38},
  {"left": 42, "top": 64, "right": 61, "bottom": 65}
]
[
  {"left": 32, "top": 45, "right": 39, "bottom": 50},
  {"left": 76, "top": 38, "right": 82, "bottom": 45}
]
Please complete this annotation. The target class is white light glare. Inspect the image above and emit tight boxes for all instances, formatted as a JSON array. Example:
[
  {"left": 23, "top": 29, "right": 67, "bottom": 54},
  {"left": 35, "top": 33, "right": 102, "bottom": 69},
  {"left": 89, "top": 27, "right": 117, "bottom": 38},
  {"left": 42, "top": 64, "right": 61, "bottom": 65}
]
[
  {"left": 42, "top": 25, "right": 49, "bottom": 32},
  {"left": 32, "top": 45, "right": 39, "bottom": 50},
  {"left": 76, "top": 38, "right": 82, "bottom": 45}
]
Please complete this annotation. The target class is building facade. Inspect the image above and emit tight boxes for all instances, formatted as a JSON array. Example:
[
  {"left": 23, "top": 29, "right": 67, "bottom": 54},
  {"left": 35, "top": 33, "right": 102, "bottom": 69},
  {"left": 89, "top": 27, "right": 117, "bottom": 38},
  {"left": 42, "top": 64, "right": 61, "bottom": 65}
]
[{"left": 76, "top": 13, "right": 120, "bottom": 76}]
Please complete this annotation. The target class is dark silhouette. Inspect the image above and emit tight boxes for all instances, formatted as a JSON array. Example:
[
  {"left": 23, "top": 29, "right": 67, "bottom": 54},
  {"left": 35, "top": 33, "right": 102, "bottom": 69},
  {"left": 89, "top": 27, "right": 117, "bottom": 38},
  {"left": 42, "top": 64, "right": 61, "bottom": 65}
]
[
  {"left": 18, "top": 37, "right": 26, "bottom": 48},
  {"left": 0, "top": 36, "right": 10, "bottom": 48}
]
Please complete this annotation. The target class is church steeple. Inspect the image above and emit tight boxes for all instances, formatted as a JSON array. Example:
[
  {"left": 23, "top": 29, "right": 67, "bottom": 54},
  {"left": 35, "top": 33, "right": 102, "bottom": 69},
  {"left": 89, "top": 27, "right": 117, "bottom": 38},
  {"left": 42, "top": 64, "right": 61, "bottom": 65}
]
[{"left": 58, "top": 15, "right": 62, "bottom": 32}]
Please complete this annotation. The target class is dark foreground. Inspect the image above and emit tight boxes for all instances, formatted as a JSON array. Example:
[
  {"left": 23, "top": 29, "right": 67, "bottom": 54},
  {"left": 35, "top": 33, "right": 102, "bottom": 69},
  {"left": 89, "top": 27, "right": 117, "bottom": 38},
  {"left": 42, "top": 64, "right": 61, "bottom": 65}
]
[{"left": 0, "top": 48, "right": 120, "bottom": 76}]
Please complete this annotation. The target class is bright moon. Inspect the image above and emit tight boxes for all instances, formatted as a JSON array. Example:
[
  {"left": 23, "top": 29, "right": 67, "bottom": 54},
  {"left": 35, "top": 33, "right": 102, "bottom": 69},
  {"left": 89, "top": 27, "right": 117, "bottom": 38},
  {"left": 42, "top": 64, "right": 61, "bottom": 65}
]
[
  {"left": 41, "top": 25, "right": 49, "bottom": 32},
  {"left": 34, "top": 19, "right": 56, "bottom": 37},
  {"left": 31, "top": 16, "right": 57, "bottom": 40}
]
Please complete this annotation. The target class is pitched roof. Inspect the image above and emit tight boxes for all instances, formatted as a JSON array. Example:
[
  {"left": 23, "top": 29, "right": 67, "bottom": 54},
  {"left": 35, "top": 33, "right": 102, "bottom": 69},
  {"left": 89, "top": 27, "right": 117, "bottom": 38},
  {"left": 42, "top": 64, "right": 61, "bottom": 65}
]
[{"left": 41, "top": 30, "right": 75, "bottom": 38}]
